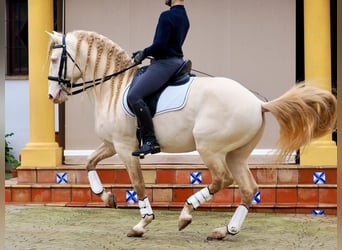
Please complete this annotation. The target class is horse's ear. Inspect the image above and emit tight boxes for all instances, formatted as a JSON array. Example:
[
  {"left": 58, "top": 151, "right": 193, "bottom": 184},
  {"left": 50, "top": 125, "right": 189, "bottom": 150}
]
[
  {"left": 52, "top": 31, "right": 63, "bottom": 37},
  {"left": 46, "top": 31, "right": 56, "bottom": 40},
  {"left": 46, "top": 31, "right": 61, "bottom": 42},
  {"left": 46, "top": 31, "right": 54, "bottom": 37}
]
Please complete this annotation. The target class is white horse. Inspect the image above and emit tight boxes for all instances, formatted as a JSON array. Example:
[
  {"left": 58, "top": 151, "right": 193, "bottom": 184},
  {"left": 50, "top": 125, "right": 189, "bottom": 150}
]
[{"left": 47, "top": 30, "right": 337, "bottom": 239}]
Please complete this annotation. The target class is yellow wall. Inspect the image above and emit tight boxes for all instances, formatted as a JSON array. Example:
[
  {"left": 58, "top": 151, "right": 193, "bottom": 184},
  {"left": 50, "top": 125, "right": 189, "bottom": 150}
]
[
  {"left": 20, "top": 0, "right": 62, "bottom": 167},
  {"left": 301, "top": 0, "right": 337, "bottom": 165}
]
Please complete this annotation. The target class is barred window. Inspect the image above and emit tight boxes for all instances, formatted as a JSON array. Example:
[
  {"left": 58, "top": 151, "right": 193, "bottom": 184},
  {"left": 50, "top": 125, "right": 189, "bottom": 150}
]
[{"left": 6, "top": 0, "right": 28, "bottom": 76}]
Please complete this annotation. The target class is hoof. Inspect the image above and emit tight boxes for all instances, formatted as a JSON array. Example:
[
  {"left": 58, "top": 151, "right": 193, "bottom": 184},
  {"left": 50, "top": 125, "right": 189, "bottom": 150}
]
[
  {"left": 207, "top": 236, "right": 224, "bottom": 241},
  {"left": 178, "top": 218, "right": 192, "bottom": 231},
  {"left": 101, "top": 191, "right": 117, "bottom": 208},
  {"left": 227, "top": 227, "right": 239, "bottom": 235},
  {"left": 207, "top": 227, "right": 227, "bottom": 241},
  {"left": 127, "top": 229, "right": 144, "bottom": 238},
  {"left": 107, "top": 193, "right": 117, "bottom": 208}
]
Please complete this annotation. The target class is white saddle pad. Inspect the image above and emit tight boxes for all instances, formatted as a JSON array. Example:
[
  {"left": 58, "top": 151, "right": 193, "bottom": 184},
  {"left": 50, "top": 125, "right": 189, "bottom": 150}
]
[{"left": 122, "top": 77, "right": 195, "bottom": 117}]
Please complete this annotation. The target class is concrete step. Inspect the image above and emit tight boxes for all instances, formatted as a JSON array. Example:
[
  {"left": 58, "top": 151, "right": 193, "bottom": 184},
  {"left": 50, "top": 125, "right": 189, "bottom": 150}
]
[
  {"left": 5, "top": 164, "right": 337, "bottom": 215},
  {"left": 15, "top": 164, "right": 337, "bottom": 185}
]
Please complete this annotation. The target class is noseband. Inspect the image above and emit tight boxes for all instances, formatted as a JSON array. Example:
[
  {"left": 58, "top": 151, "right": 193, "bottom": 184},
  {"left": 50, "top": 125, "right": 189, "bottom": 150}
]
[{"left": 48, "top": 34, "right": 138, "bottom": 96}]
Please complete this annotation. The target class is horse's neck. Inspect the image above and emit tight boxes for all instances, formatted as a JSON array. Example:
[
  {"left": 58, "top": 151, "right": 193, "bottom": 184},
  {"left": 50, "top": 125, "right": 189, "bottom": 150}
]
[
  {"left": 77, "top": 39, "right": 136, "bottom": 113},
  {"left": 91, "top": 67, "right": 137, "bottom": 114}
]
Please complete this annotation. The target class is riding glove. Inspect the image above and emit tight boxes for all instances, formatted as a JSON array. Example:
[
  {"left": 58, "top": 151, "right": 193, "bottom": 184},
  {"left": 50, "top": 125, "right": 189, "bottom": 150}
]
[{"left": 132, "top": 50, "right": 146, "bottom": 64}]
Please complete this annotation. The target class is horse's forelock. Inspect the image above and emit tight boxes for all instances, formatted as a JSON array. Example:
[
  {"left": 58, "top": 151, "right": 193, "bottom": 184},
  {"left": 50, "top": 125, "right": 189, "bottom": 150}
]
[{"left": 47, "top": 39, "right": 54, "bottom": 58}]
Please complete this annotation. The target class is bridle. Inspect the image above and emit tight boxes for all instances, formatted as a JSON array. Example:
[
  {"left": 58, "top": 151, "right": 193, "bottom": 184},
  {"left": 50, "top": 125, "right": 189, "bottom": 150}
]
[{"left": 48, "top": 34, "right": 138, "bottom": 96}]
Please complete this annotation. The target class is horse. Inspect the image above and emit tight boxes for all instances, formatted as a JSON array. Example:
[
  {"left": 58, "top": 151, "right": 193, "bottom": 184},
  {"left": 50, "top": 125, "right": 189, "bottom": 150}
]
[{"left": 47, "top": 30, "right": 337, "bottom": 240}]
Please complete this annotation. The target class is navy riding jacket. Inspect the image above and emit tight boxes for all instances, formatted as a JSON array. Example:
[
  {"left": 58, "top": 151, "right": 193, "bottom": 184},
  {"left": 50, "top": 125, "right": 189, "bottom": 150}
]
[{"left": 143, "top": 5, "right": 190, "bottom": 59}]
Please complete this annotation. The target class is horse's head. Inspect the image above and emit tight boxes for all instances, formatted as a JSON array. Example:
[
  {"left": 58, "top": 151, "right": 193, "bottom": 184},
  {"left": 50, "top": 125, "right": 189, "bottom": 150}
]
[
  {"left": 47, "top": 30, "right": 136, "bottom": 104},
  {"left": 47, "top": 31, "right": 82, "bottom": 104}
]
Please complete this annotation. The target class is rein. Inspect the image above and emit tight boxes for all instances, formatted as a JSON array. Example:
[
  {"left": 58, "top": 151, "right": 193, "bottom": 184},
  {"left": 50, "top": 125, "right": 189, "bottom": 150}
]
[
  {"left": 48, "top": 34, "right": 138, "bottom": 96},
  {"left": 191, "top": 67, "right": 268, "bottom": 102}
]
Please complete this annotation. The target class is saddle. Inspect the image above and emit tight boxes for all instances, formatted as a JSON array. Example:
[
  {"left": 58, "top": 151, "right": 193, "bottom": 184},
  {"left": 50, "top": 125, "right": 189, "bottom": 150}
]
[{"left": 128, "top": 59, "right": 193, "bottom": 116}]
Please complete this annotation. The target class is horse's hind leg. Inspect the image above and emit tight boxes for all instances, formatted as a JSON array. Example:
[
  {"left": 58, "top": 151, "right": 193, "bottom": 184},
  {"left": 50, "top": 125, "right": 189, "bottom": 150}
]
[
  {"left": 178, "top": 153, "right": 234, "bottom": 231},
  {"left": 207, "top": 123, "right": 264, "bottom": 240},
  {"left": 86, "top": 141, "right": 117, "bottom": 208},
  {"left": 207, "top": 154, "right": 258, "bottom": 240}
]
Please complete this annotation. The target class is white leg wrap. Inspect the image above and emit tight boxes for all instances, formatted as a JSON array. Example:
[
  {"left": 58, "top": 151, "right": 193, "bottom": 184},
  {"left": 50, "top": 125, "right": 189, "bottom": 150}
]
[
  {"left": 186, "top": 187, "right": 213, "bottom": 209},
  {"left": 227, "top": 205, "right": 248, "bottom": 235},
  {"left": 139, "top": 197, "right": 154, "bottom": 218},
  {"left": 88, "top": 170, "right": 104, "bottom": 195}
]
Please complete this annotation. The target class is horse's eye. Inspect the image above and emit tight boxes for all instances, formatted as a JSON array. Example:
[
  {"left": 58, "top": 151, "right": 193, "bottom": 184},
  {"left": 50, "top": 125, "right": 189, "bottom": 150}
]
[{"left": 51, "top": 58, "right": 58, "bottom": 64}]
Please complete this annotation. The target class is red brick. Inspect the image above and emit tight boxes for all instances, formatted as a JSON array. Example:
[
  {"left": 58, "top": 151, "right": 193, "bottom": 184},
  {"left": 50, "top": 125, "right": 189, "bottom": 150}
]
[
  {"left": 276, "top": 187, "right": 297, "bottom": 204},
  {"left": 322, "top": 208, "right": 337, "bottom": 215},
  {"left": 275, "top": 207, "right": 296, "bottom": 213},
  {"left": 173, "top": 188, "right": 193, "bottom": 202},
  {"left": 91, "top": 192, "right": 103, "bottom": 203},
  {"left": 258, "top": 188, "right": 276, "bottom": 204},
  {"left": 98, "top": 170, "right": 115, "bottom": 184},
  {"left": 72, "top": 187, "right": 91, "bottom": 202},
  {"left": 5, "top": 188, "right": 12, "bottom": 202},
  {"left": 156, "top": 170, "right": 176, "bottom": 184},
  {"left": 297, "top": 187, "right": 318, "bottom": 204},
  {"left": 75, "top": 170, "right": 89, "bottom": 184},
  {"left": 32, "top": 188, "right": 51, "bottom": 202},
  {"left": 153, "top": 188, "right": 172, "bottom": 202},
  {"left": 201, "top": 170, "right": 212, "bottom": 184},
  {"left": 11, "top": 187, "right": 31, "bottom": 202},
  {"left": 256, "top": 168, "right": 277, "bottom": 184},
  {"left": 296, "top": 208, "right": 314, "bottom": 214},
  {"left": 111, "top": 188, "right": 127, "bottom": 203},
  {"left": 324, "top": 169, "right": 337, "bottom": 184},
  {"left": 17, "top": 169, "right": 36, "bottom": 183},
  {"left": 176, "top": 170, "right": 192, "bottom": 184},
  {"left": 277, "top": 169, "right": 298, "bottom": 184},
  {"left": 212, "top": 188, "right": 233, "bottom": 204},
  {"left": 298, "top": 169, "right": 315, "bottom": 184},
  {"left": 51, "top": 186, "right": 71, "bottom": 202},
  {"left": 37, "top": 170, "right": 56, "bottom": 183},
  {"left": 115, "top": 170, "right": 131, "bottom": 184},
  {"left": 319, "top": 187, "right": 337, "bottom": 204}
]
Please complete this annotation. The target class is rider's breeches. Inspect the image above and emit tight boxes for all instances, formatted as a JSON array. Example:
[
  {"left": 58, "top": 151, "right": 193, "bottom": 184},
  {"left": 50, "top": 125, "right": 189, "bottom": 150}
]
[{"left": 127, "top": 57, "right": 183, "bottom": 108}]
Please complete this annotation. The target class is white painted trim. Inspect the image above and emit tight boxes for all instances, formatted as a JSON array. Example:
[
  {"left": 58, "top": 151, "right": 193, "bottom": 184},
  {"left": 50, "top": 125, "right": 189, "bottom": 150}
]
[
  {"left": 64, "top": 149, "right": 293, "bottom": 156},
  {"left": 63, "top": 149, "right": 296, "bottom": 164}
]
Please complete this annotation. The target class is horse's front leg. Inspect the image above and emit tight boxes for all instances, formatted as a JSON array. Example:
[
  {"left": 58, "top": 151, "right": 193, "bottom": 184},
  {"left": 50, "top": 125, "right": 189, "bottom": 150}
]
[
  {"left": 86, "top": 141, "right": 117, "bottom": 208},
  {"left": 119, "top": 149, "right": 154, "bottom": 237}
]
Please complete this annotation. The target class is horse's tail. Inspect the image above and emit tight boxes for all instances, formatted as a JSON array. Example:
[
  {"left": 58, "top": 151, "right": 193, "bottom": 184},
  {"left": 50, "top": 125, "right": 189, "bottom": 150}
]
[{"left": 261, "top": 83, "right": 337, "bottom": 160}]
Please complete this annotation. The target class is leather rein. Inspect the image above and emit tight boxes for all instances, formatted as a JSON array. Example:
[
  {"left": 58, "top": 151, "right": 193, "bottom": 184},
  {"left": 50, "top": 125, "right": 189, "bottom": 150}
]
[{"left": 48, "top": 34, "right": 138, "bottom": 96}]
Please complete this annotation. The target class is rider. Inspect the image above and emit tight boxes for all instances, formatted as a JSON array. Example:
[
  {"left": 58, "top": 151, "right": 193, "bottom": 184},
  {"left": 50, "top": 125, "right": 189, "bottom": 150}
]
[{"left": 127, "top": 0, "right": 190, "bottom": 157}]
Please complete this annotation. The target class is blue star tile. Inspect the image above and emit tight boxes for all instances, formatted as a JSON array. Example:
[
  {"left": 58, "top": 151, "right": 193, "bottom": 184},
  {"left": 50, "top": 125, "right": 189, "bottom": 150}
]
[
  {"left": 190, "top": 172, "right": 202, "bottom": 184},
  {"left": 126, "top": 190, "right": 137, "bottom": 204},
  {"left": 312, "top": 210, "right": 324, "bottom": 215},
  {"left": 252, "top": 191, "right": 261, "bottom": 204},
  {"left": 313, "top": 172, "right": 326, "bottom": 184},
  {"left": 56, "top": 172, "right": 68, "bottom": 184}
]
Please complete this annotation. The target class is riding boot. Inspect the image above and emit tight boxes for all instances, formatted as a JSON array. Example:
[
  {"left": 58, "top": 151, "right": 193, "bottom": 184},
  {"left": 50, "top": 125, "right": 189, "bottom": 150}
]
[{"left": 131, "top": 100, "right": 160, "bottom": 157}]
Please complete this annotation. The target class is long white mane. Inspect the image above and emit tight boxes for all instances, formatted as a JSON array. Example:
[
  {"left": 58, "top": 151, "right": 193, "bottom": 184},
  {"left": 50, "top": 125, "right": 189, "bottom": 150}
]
[{"left": 48, "top": 30, "right": 137, "bottom": 107}]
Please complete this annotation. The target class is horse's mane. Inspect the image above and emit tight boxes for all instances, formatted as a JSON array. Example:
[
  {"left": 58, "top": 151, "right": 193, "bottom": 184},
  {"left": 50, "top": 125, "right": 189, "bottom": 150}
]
[{"left": 49, "top": 30, "right": 136, "bottom": 109}]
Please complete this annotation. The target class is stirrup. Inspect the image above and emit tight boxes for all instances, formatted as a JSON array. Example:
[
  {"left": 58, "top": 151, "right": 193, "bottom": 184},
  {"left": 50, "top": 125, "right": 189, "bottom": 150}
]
[{"left": 132, "top": 141, "right": 160, "bottom": 158}]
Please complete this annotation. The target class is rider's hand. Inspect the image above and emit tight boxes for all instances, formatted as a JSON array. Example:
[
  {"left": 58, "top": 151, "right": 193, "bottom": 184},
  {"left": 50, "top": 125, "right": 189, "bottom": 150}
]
[{"left": 132, "top": 50, "right": 146, "bottom": 64}]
